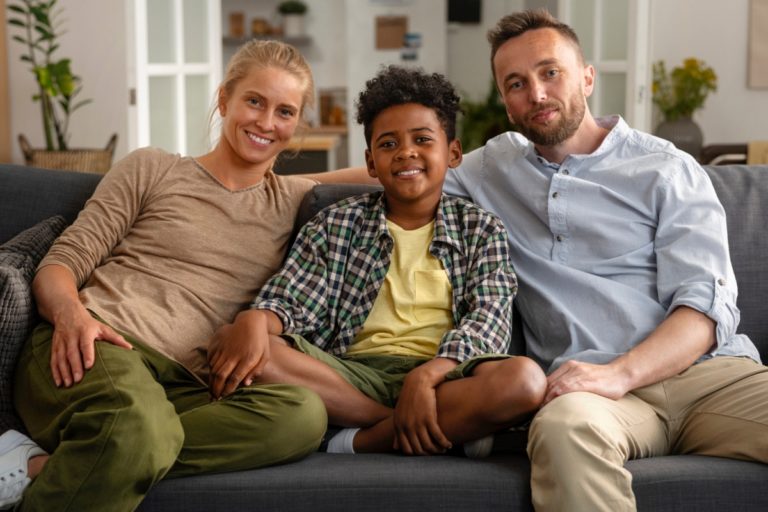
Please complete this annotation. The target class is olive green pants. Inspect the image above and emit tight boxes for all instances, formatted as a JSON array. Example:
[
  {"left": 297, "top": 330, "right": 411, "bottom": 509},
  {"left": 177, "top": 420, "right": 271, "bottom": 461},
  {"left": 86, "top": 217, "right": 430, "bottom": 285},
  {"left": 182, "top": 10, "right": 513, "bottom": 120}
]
[
  {"left": 13, "top": 322, "right": 326, "bottom": 512},
  {"left": 284, "top": 333, "right": 510, "bottom": 408}
]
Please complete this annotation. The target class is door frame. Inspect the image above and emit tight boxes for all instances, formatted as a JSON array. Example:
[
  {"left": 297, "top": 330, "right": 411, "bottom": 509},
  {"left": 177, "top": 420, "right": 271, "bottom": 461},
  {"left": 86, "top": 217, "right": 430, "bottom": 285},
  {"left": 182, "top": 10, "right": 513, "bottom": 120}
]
[
  {"left": 129, "top": 0, "right": 222, "bottom": 154},
  {"left": 557, "top": 0, "right": 652, "bottom": 132}
]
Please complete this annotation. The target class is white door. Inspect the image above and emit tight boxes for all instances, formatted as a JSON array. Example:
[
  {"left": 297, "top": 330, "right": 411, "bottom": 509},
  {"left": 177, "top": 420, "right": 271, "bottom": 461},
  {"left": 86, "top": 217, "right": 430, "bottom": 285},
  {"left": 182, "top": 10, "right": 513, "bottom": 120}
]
[
  {"left": 132, "top": 0, "right": 222, "bottom": 155},
  {"left": 558, "top": 0, "right": 651, "bottom": 132}
]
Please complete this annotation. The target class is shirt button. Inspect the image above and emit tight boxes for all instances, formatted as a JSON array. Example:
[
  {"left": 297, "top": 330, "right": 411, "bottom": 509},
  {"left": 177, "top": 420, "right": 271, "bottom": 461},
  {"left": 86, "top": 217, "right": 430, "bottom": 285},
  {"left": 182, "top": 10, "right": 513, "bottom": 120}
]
[
  {"left": 556, "top": 235, "right": 563, "bottom": 242},
  {"left": 717, "top": 278, "right": 726, "bottom": 286},
  {"left": 552, "top": 192, "right": 559, "bottom": 198},
  {"left": 562, "top": 169, "right": 570, "bottom": 175}
]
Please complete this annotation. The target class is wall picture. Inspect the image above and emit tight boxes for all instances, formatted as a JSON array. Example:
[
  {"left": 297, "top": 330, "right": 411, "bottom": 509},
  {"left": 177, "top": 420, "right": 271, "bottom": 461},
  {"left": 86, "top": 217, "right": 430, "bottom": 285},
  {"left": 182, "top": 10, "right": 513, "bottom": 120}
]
[{"left": 749, "top": 0, "right": 768, "bottom": 88}]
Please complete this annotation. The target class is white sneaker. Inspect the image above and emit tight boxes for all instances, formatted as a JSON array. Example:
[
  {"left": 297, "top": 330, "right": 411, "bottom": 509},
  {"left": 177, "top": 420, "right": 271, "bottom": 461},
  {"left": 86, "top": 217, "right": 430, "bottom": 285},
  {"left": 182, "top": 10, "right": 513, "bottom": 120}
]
[
  {"left": 0, "top": 430, "right": 46, "bottom": 509},
  {"left": 463, "top": 434, "right": 494, "bottom": 458}
]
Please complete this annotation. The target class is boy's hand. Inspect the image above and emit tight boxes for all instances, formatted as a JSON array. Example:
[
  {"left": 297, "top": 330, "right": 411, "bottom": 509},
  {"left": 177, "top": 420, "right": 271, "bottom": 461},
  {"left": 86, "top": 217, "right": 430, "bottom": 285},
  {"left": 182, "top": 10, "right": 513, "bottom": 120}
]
[
  {"left": 393, "top": 359, "right": 456, "bottom": 455},
  {"left": 208, "top": 310, "right": 275, "bottom": 399}
]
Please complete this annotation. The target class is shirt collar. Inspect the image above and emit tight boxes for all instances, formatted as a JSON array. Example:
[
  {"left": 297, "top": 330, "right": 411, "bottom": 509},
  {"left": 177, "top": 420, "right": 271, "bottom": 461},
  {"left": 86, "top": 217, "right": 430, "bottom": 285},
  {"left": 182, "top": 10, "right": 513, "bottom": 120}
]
[
  {"left": 523, "top": 115, "right": 626, "bottom": 170},
  {"left": 360, "top": 192, "right": 463, "bottom": 253}
]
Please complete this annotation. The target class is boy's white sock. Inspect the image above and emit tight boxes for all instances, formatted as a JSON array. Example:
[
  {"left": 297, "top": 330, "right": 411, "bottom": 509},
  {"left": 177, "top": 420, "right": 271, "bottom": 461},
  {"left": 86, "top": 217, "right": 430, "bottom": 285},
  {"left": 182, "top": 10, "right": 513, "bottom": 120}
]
[
  {"left": 463, "top": 434, "right": 494, "bottom": 458},
  {"left": 326, "top": 428, "right": 360, "bottom": 454}
]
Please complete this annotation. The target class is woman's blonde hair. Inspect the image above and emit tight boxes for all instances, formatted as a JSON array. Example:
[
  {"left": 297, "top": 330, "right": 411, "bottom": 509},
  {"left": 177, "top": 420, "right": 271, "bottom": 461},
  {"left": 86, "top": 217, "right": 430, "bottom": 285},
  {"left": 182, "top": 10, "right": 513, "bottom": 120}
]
[{"left": 220, "top": 39, "right": 315, "bottom": 115}]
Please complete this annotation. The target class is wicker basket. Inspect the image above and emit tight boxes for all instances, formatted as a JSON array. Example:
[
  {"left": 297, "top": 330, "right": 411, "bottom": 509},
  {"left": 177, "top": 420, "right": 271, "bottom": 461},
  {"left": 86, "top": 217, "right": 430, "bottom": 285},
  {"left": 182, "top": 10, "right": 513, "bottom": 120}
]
[{"left": 19, "top": 133, "right": 118, "bottom": 174}]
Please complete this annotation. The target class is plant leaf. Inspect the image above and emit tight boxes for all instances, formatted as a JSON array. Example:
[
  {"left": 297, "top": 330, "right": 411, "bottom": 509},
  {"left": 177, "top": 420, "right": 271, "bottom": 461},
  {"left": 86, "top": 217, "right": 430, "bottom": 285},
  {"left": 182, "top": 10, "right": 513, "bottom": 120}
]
[
  {"left": 34, "top": 24, "right": 53, "bottom": 38},
  {"left": 7, "top": 5, "right": 27, "bottom": 14},
  {"left": 12, "top": 35, "right": 27, "bottom": 45},
  {"left": 29, "top": 6, "right": 49, "bottom": 25},
  {"left": 70, "top": 99, "right": 92, "bottom": 112},
  {"left": 8, "top": 18, "right": 27, "bottom": 27}
]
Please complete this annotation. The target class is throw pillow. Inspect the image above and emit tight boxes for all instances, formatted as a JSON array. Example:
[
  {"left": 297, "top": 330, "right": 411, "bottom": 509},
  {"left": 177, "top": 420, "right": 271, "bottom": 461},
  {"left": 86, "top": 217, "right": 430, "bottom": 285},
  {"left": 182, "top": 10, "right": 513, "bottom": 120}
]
[{"left": 0, "top": 216, "right": 67, "bottom": 432}]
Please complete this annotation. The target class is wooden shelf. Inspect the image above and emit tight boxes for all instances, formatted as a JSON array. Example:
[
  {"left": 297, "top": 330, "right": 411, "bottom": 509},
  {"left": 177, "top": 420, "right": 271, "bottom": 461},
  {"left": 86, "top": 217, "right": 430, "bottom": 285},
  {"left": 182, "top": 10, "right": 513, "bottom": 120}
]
[{"left": 222, "top": 35, "right": 312, "bottom": 47}]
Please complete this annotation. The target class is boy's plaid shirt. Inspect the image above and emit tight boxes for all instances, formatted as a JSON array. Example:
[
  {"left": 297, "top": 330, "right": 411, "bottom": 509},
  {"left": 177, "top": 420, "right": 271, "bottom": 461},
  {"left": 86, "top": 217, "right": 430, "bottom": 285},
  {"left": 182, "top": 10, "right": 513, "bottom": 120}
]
[{"left": 253, "top": 192, "right": 517, "bottom": 362}]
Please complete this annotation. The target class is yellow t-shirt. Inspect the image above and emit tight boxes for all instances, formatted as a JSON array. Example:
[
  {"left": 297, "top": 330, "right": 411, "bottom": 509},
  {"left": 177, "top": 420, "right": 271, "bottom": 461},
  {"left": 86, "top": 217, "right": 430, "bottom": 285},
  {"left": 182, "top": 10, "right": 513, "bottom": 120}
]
[{"left": 347, "top": 220, "right": 454, "bottom": 358}]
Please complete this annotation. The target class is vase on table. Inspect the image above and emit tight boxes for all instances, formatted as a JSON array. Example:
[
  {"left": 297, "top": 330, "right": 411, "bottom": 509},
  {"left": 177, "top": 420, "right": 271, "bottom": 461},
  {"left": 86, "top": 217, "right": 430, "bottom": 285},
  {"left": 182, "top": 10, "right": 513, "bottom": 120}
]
[{"left": 654, "top": 116, "right": 704, "bottom": 160}]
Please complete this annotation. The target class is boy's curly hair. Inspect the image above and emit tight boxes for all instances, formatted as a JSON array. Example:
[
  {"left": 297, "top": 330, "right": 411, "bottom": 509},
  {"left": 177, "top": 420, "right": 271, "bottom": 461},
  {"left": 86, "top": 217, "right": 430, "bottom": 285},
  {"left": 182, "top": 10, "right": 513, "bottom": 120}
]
[{"left": 355, "top": 65, "right": 461, "bottom": 147}]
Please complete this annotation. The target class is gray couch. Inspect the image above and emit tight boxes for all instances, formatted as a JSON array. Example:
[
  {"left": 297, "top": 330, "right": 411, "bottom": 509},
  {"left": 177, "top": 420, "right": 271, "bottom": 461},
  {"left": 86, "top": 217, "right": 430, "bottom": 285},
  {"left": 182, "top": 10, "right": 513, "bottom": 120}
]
[{"left": 1, "top": 162, "right": 767, "bottom": 511}]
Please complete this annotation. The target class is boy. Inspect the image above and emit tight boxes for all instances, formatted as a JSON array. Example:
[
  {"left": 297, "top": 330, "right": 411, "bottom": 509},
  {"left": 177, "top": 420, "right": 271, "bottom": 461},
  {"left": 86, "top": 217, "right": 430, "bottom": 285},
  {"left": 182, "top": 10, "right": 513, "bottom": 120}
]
[{"left": 209, "top": 66, "right": 545, "bottom": 456}]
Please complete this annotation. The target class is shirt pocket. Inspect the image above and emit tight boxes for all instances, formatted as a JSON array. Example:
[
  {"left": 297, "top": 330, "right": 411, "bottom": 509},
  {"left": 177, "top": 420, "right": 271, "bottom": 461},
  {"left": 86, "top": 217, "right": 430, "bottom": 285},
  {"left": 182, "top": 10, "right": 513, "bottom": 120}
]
[{"left": 412, "top": 270, "right": 453, "bottom": 323}]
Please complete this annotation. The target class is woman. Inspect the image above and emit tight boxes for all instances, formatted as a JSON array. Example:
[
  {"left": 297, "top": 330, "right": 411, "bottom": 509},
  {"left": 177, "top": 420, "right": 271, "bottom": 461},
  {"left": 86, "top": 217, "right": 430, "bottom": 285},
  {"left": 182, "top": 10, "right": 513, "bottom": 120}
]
[{"left": 4, "top": 41, "right": 326, "bottom": 512}]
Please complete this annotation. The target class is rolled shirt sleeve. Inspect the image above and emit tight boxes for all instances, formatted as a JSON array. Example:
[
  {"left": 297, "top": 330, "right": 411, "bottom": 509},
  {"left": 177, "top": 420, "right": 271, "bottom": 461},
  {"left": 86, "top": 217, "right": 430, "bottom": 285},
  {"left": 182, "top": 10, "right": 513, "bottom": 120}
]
[{"left": 654, "top": 160, "right": 741, "bottom": 350}]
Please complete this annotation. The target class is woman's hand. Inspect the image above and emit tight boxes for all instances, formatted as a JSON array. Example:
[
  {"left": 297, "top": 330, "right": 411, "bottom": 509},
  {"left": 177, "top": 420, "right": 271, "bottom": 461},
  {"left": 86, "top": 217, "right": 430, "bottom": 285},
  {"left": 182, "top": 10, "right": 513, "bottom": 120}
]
[
  {"left": 33, "top": 264, "right": 132, "bottom": 387},
  {"left": 50, "top": 303, "right": 132, "bottom": 387},
  {"left": 207, "top": 310, "right": 279, "bottom": 399}
]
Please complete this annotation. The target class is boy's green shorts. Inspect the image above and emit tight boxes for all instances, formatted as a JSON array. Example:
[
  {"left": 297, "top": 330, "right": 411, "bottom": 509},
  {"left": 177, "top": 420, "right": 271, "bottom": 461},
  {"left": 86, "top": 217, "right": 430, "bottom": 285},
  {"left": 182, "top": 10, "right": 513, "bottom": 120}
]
[{"left": 282, "top": 334, "right": 511, "bottom": 408}]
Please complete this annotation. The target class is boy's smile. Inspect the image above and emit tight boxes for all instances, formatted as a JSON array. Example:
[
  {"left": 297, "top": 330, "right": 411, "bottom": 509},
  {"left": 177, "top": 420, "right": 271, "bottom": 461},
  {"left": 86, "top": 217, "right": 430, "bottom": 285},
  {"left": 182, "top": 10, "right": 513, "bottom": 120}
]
[{"left": 365, "top": 103, "right": 462, "bottom": 228}]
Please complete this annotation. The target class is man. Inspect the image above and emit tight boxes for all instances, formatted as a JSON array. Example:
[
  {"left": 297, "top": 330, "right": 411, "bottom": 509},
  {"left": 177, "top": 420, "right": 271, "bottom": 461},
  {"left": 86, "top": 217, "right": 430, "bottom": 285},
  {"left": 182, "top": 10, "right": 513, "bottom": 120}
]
[{"left": 440, "top": 9, "right": 768, "bottom": 512}]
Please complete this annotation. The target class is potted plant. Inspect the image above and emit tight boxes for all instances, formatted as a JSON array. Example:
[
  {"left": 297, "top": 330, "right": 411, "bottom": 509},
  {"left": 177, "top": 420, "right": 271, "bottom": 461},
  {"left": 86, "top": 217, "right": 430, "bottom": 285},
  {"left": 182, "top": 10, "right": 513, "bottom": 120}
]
[
  {"left": 6, "top": 0, "right": 116, "bottom": 172},
  {"left": 277, "top": 0, "right": 308, "bottom": 39},
  {"left": 459, "top": 80, "right": 513, "bottom": 152},
  {"left": 652, "top": 58, "right": 718, "bottom": 159}
]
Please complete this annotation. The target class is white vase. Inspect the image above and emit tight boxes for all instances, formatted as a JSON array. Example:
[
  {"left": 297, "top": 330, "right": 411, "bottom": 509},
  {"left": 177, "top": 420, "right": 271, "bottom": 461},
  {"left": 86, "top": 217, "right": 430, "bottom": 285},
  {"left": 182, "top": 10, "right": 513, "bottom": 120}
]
[{"left": 282, "top": 14, "right": 305, "bottom": 38}]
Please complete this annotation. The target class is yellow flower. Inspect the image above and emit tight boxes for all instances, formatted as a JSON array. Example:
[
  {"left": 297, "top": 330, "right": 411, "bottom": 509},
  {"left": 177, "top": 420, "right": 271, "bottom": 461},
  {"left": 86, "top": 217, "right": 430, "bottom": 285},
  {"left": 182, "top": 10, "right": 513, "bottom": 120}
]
[{"left": 652, "top": 58, "right": 718, "bottom": 121}]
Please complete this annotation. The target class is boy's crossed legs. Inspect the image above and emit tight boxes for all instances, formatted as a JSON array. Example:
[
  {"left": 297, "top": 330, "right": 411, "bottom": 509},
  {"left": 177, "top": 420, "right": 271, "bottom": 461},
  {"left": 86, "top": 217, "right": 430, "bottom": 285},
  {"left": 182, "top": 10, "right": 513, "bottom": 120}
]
[{"left": 255, "top": 334, "right": 546, "bottom": 455}]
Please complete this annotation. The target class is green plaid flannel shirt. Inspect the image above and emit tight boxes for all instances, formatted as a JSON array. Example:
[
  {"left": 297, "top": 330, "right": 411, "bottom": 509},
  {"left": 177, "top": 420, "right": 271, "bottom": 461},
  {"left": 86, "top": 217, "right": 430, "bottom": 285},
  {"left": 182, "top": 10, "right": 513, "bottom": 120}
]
[{"left": 253, "top": 192, "right": 517, "bottom": 362}]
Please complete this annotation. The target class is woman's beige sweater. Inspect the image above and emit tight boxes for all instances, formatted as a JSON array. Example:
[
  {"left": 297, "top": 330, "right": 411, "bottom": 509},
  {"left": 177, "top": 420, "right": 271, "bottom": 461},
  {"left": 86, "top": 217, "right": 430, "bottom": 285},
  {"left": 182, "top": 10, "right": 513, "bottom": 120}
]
[{"left": 40, "top": 147, "right": 314, "bottom": 380}]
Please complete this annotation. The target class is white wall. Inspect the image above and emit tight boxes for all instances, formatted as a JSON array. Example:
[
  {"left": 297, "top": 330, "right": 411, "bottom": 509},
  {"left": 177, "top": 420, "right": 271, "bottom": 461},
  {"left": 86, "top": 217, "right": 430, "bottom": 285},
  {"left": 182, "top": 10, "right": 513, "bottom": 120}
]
[
  {"left": 650, "top": 0, "right": 768, "bottom": 145},
  {"left": 6, "top": 0, "right": 130, "bottom": 164},
  {"left": 344, "top": 0, "right": 448, "bottom": 167},
  {"left": 446, "top": 0, "right": 524, "bottom": 103},
  {"left": 6, "top": 0, "right": 767, "bottom": 165}
]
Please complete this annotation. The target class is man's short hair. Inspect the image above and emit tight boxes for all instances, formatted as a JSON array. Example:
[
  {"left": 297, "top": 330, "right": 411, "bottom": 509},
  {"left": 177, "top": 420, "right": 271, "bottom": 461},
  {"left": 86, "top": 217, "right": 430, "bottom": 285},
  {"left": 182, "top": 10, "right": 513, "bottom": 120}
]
[{"left": 487, "top": 9, "right": 584, "bottom": 79}]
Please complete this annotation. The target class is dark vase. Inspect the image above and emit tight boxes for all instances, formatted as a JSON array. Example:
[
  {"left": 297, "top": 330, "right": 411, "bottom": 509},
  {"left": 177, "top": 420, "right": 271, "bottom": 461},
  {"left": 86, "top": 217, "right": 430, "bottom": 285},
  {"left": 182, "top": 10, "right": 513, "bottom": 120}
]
[{"left": 654, "top": 116, "right": 704, "bottom": 160}]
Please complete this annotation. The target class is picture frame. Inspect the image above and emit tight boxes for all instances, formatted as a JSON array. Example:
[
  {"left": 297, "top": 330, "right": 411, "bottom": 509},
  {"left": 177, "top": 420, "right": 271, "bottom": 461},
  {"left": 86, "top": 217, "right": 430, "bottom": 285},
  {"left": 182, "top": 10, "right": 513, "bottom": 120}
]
[{"left": 748, "top": 0, "right": 768, "bottom": 88}]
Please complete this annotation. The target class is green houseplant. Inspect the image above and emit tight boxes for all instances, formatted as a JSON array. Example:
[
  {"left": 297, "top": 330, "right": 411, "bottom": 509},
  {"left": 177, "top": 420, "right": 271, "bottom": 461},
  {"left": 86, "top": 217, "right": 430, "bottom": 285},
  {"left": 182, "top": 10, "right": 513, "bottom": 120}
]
[
  {"left": 7, "top": 0, "right": 115, "bottom": 173},
  {"left": 651, "top": 58, "right": 717, "bottom": 159},
  {"left": 277, "top": 1, "right": 308, "bottom": 15},
  {"left": 459, "top": 80, "right": 513, "bottom": 152},
  {"left": 7, "top": 0, "right": 91, "bottom": 151},
  {"left": 277, "top": 1, "right": 308, "bottom": 39}
]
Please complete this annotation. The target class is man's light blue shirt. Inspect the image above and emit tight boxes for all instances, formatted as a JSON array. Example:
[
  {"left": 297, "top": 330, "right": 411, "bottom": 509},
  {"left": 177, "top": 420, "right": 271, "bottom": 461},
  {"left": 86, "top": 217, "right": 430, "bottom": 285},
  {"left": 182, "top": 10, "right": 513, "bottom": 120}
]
[{"left": 445, "top": 116, "right": 760, "bottom": 373}]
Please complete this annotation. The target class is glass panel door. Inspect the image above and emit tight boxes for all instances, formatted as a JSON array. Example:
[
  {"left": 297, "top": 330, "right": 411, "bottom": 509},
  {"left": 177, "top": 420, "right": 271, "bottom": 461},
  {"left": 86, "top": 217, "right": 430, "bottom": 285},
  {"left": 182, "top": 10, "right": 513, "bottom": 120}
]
[
  {"left": 134, "top": 0, "right": 222, "bottom": 155},
  {"left": 558, "top": 0, "right": 651, "bottom": 131}
]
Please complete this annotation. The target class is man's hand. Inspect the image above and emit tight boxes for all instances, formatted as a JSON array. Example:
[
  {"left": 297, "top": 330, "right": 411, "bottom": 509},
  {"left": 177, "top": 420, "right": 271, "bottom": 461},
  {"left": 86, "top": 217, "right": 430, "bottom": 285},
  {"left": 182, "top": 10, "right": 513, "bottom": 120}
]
[
  {"left": 393, "top": 359, "right": 455, "bottom": 455},
  {"left": 208, "top": 310, "right": 279, "bottom": 399},
  {"left": 50, "top": 304, "right": 132, "bottom": 388},
  {"left": 543, "top": 360, "right": 631, "bottom": 405},
  {"left": 544, "top": 307, "right": 716, "bottom": 406}
]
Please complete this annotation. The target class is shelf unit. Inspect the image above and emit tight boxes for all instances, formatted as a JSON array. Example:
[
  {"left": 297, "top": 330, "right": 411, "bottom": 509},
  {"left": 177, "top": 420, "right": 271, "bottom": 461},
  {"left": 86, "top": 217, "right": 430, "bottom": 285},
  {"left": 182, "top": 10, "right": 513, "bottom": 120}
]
[{"left": 222, "top": 35, "right": 312, "bottom": 47}]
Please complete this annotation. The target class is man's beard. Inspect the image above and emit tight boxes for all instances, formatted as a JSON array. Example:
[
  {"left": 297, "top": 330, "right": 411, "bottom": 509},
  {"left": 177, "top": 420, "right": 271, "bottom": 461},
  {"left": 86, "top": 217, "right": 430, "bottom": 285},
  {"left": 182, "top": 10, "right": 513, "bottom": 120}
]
[{"left": 515, "top": 94, "right": 586, "bottom": 147}]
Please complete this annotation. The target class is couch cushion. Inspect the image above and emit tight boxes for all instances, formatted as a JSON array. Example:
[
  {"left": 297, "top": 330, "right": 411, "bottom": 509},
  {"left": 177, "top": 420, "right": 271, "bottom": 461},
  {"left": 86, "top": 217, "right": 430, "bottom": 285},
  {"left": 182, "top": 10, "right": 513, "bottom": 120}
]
[
  {"left": 141, "top": 452, "right": 534, "bottom": 512},
  {"left": 139, "top": 452, "right": 768, "bottom": 512},
  {"left": 0, "top": 164, "right": 101, "bottom": 244},
  {"left": 704, "top": 165, "right": 768, "bottom": 359},
  {"left": 0, "top": 216, "right": 68, "bottom": 432},
  {"left": 295, "top": 184, "right": 382, "bottom": 227}
]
